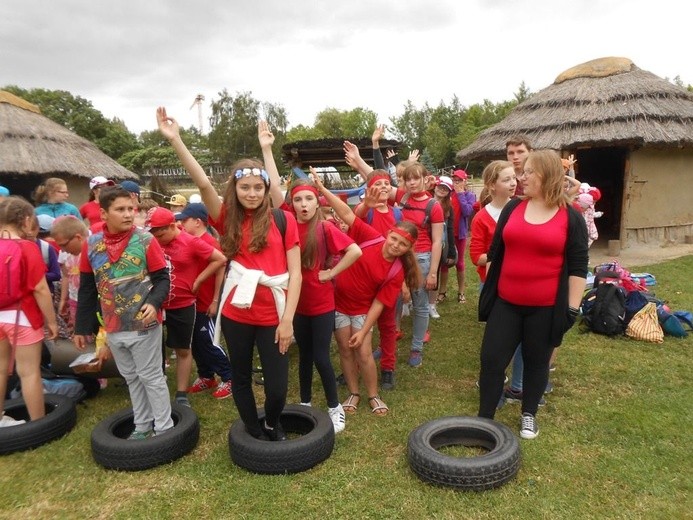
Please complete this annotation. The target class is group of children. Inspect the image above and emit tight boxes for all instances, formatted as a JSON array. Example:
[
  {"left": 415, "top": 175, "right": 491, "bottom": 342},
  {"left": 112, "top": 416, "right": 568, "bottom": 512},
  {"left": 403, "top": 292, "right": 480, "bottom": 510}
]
[{"left": 0, "top": 119, "right": 594, "bottom": 443}]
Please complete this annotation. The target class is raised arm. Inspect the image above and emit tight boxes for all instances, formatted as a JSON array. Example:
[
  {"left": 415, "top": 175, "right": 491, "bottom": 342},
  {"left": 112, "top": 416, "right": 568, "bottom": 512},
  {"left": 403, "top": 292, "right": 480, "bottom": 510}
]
[
  {"left": 344, "top": 140, "right": 373, "bottom": 181},
  {"left": 157, "top": 106, "right": 222, "bottom": 220},
  {"left": 372, "top": 124, "right": 386, "bottom": 170},
  {"left": 259, "top": 120, "right": 285, "bottom": 208},
  {"left": 310, "top": 167, "right": 355, "bottom": 227}
]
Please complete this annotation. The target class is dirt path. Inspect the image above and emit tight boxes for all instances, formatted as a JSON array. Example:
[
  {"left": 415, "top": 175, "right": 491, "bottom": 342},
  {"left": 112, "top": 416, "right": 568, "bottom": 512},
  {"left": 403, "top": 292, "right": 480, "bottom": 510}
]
[{"left": 588, "top": 242, "right": 693, "bottom": 269}]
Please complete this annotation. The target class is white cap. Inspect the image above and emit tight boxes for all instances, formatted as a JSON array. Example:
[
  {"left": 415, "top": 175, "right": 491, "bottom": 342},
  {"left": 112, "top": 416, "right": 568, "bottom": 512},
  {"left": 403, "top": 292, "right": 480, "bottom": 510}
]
[
  {"left": 89, "top": 176, "right": 115, "bottom": 190},
  {"left": 189, "top": 194, "right": 202, "bottom": 204}
]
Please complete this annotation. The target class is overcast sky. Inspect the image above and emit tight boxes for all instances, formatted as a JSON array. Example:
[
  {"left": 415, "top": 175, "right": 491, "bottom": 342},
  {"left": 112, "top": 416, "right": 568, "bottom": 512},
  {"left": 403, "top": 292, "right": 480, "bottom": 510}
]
[{"left": 2, "top": 0, "right": 690, "bottom": 136}]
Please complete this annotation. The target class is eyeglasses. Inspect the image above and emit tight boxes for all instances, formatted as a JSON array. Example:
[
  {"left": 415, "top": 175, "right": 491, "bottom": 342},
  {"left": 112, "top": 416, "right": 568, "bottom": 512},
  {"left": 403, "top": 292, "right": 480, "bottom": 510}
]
[
  {"left": 519, "top": 168, "right": 535, "bottom": 177},
  {"left": 234, "top": 168, "right": 269, "bottom": 185},
  {"left": 56, "top": 236, "right": 75, "bottom": 248},
  {"left": 56, "top": 190, "right": 69, "bottom": 194}
]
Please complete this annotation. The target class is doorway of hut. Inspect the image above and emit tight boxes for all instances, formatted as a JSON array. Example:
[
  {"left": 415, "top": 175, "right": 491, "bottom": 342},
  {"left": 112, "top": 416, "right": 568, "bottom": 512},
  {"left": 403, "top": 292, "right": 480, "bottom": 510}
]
[{"left": 574, "top": 147, "right": 626, "bottom": 242}]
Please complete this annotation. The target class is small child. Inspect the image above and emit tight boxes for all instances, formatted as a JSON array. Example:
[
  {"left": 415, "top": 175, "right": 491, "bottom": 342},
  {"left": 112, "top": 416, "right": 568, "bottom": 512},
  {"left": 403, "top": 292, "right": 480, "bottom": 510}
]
[{"left": 51, "top": 217, "right": 89, "bottom": 329}]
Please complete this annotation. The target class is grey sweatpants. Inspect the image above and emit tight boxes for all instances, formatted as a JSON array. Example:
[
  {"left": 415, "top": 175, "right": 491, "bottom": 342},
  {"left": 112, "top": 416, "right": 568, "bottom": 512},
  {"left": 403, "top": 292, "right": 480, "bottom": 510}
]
[{"left": 108, "top": 326, "right": 173, "bottom": 433}]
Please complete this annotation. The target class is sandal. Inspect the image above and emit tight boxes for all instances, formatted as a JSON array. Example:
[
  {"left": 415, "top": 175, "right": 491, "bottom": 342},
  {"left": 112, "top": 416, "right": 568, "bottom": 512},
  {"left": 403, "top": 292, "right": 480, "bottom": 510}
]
[
  {"left": 457, "top": 292, "right": 466, "bottom": 304},
  {"left": 342, "top": 393, "right": 360, "bottom": 414},
  {"left": 436, "top": 292, "right": 447, "bottom": 304},
  {"left": 368, "top": 395, "right": 389, "bottom": 416}
]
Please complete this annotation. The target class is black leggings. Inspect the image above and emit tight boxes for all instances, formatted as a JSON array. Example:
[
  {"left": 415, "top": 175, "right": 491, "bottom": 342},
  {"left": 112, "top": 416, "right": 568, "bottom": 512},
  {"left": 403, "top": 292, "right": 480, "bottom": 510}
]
[
  {"left": 478, "top": 298, "right": 554, "bottom": 418},
  {"left": 221, "top": 317, "right": 288, "bottom": 437},
  {"left": 293, "top": 311, "right": 338, "bottom": 408}
]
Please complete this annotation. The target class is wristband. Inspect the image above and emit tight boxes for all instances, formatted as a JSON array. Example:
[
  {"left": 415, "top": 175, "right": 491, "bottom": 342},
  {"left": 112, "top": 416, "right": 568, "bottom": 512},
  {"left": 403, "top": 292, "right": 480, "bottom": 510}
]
[{"left": 568, "top": 306, "right": 580, "bottom": 318}]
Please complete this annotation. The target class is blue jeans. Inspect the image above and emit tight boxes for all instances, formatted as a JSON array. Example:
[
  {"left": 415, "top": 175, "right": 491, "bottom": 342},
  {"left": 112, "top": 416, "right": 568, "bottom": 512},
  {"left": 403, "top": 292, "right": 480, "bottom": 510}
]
[{"left": 411, "top": 252, "right": 431, "bottom": 352}]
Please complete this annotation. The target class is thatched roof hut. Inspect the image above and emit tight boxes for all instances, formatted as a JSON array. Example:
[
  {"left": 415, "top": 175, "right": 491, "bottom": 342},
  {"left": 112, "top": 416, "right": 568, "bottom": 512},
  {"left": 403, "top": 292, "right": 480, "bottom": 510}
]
[
  {"left": 281, "top": 137, "right": 402, "bottom": 169},
  {"left": 457, "top": 57, "right": 693, "bottom": 248},
  {"left": 0, "top": 90, "right": 138, "bottom": 204},
  {"left": 457, "top": 57, "right": 693, "bottom": 160}
]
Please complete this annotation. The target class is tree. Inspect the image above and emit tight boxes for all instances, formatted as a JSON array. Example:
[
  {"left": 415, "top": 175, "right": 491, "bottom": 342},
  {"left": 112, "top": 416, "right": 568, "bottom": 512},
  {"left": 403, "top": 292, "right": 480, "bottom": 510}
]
[
  {"left": 389, "top": 100, "right": 432, "bottom": 153},
  {"left": 208, "top": 89, "right": 261, "bottom": 166}
]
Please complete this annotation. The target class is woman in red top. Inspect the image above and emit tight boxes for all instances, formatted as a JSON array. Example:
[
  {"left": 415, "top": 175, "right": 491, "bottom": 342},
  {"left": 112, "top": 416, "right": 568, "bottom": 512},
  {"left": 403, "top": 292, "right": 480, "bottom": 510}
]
[
  {"left": 313, "top": 171, "right": 422, "bottom": 417},
  {"left": 477, "top": 151, "right": 588, "bottom": 440},
  {"left": 157, "top": 107, "right": 301, "bottom": 442},
  {"left": 289, "top": 179, "right": 361, "bottom": 433},
  {"left": 0, "top": 197, "right": 58, "bottom": 425}
]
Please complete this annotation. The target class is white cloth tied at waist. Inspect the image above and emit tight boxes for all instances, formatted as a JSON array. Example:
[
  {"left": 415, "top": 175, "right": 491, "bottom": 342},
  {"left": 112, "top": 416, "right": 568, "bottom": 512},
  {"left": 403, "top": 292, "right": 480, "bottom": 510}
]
[{"left": 214, "top": 260, "right": 289, "bottom": 344}]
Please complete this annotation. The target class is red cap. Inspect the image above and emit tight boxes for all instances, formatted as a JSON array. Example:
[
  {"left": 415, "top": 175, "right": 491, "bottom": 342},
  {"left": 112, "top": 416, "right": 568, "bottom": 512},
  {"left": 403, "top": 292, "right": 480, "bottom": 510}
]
[
  {"left": 145, "top": 207, "right": 175, "bottom": 229},
  {"left": 452, "top": 169, "right": 468, "bottom": 180}
]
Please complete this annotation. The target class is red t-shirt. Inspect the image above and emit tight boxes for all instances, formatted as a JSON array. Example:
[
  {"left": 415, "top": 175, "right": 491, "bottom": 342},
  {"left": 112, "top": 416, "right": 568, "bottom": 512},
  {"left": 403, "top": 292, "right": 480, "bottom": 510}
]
[
  {"left": 297, "top": 220, "right": 354, "bottom": 317},
  {"left": 356, "top": 204, "right": 397, "bottom": 238},
  {"left": 80, "top": 200, "right": 102, "bottom": 223},
  {"left": 196, "top": 232, "right": 223, "bottom": 313},
  {"left": 0, "top": 239, "right": 46, "bottom": 330},
  {"left": 161, "top": 230, "right": 215, "bottom": 310},
  {"left": 210, "top": 206, "right": 300, "bottom": 326},
  {"left": 498, "top": 200, "right": 568, "bottom": 306},
  {"left": 469, "top": 208, "right": 496, "bottom": 283},
  {"left": 394, "top": 189, "right": 444, "bottom": 253},
  {"left": 334, "top": 219, "right": 404, "bottom": 315}
]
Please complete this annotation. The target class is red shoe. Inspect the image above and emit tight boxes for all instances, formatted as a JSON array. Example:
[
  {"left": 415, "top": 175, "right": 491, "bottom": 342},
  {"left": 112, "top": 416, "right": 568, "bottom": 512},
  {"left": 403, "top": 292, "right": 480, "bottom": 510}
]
[
  {"left": 423, "top": 330, "right": 431, "bottom": 343},
  {"left": 187, "top": 377, "right": 218, "bottom": 393},
  {"left": 212, "top": 380, "right": 232, "bottom": 399},
  {"left": 395, "top": 330, "right": 404, "bottom": 340}
]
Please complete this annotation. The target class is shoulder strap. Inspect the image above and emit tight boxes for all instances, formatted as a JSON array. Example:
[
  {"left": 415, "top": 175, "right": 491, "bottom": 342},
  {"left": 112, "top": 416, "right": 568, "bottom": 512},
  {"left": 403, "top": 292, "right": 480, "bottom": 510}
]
[
  {"left": 384, "top": 258, "right": 403, "bottom": 283},
  {"left": 392, "top": 206, "right": 403, "bottom": 223},
  {"left": 359, "top": 236, "right": 385, "bottom": 249},
  {"left": 366, "top": 208, "right": 374, "bottom": 225},
  {"left": 317, "top": 221, "right": 329, "bottom": 269},
  {"left": 40, "top": 239, "right": 50, "bottom": 265},
  {"left": 271, "top": 208, "right": 287, "bottom": 239}
]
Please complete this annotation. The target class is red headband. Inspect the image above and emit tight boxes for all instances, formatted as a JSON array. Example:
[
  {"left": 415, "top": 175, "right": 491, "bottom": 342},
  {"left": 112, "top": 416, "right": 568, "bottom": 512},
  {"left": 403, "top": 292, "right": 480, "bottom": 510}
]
[
  {"left": 367, "top": 173, "right": 391, "bottom": 188},
  {"left": 290, "top": 185, "right": 319, "bottom": 198},
  {"left": 390, "top": 226, "right": 415, "bottom": 245}
]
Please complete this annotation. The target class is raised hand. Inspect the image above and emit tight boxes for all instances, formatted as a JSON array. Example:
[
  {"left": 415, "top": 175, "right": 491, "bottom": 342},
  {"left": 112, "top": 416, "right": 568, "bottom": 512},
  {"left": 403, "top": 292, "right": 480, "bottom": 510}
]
[
  {"left": 372, "top": 124, "right": 385, "bottom": 145},
  {"left": 156, "top": 106, "right": 180, "bottom": 141},
  {"left": 258, "top": 120, "right": 275, "bottom": 149},
  {"left": 343, "top": 140, "right": 362, "bottom": 168},
  {"left": 408, "top": 149, "right": 421, "bottom": 162}
]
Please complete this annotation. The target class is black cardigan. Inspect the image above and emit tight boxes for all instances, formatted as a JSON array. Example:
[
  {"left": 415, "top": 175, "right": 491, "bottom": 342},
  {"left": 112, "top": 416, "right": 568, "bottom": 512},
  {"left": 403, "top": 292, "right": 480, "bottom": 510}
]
[{"left": 478, "top": 198, "right": 589, "bottom": 347}]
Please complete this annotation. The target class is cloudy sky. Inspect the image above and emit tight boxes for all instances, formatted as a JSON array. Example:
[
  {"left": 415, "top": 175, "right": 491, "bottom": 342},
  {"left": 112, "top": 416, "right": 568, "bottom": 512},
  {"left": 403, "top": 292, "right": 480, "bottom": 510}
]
[{"left": 2, "top": 0, "right": 690, "bottom": 136}]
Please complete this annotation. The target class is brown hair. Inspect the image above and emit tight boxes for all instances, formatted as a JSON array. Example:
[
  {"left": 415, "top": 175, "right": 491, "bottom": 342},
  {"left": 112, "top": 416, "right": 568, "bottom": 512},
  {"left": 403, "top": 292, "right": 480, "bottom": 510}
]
[
  {"left": 0, "top": 196, "right": 35, "bottom": 230},
  {"left": 479, "top": 160, "right": 513, "bottom": 207},
  {"left": 505, "top": 135, "right": 533, "bottom": 151},
  {"left": 221, "top": 158, "right": 272, "bottom": 258},
  {"left": 33, "top": 177, "right": 67, "bottom": 205},
  {"left": 51, "top": 216, "right": 88, "bottom": 241},
  {"left": 524, "top": 150, "right": 571, "bottom": 207},
  {"left": 138, "top": 198, "right": 159, "bottom": 213}
]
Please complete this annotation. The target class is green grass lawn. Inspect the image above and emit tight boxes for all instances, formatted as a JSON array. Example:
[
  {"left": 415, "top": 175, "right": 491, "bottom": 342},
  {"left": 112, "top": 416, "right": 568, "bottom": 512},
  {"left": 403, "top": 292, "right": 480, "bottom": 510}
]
[{"left": 2, "top": 256, "right": 692, "bottom": 520}]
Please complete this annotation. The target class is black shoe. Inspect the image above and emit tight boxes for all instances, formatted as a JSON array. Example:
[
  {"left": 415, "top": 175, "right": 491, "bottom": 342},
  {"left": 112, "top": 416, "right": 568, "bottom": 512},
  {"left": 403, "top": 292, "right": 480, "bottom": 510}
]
[
  {"left": 336, "top": 373, "right": 346, "bottom": 386},
  {"left": 262, "top": 421, "right": 287, "bottom": 441},
  {"left": 381, "top": 370, "right": 395, "bottom": 390}
]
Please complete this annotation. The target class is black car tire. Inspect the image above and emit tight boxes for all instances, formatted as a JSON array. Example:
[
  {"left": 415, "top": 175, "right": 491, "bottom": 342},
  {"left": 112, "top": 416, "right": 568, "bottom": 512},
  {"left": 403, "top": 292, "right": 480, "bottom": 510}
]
[
  {"left": 228, "top": 404, "right": 335, "bottom": 474},
  {"left": 407, "top": 416, "right": 520, "bottom": 491},
  {"left": 0, "top": 394, "right": 77, "bottom": 455},
  {"left": 91, "top": 403, "right": 199, "bottom": 471}
]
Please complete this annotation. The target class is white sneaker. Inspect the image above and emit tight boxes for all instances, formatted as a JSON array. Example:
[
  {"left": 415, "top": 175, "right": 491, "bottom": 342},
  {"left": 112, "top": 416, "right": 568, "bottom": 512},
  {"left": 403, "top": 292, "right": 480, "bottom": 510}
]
[
  {"left": 520, "top": 413, "right": 539, "bottom": 439},
  {"left": 328, "top": 404, "right": 346, "bottom": 434},
  {"left": 401, "top": 303, "right": 410, "bottom": 317},
  {"left": 0, "top": 414, "right": 26, "bottom": 428},
  {"left": 299, "top": 401, "right": 312, "bottom": 407},
  {"left": 429, "top": 304, "right": 440, "bottom": 319}
]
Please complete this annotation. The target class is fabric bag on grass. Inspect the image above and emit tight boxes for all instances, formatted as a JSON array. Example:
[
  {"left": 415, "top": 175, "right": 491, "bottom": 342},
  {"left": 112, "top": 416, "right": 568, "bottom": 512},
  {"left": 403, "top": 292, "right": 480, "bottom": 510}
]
[{"left": 626, "top": 302, "right": 664, "bottom": 343}]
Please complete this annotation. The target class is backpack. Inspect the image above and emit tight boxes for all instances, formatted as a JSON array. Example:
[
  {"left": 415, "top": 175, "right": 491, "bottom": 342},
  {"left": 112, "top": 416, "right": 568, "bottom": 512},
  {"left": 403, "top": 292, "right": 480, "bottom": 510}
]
[
  {"left": 0, "top": 237, "right": 23, "bottom": 309},
  {"left": 399, "top": 194, "right": 437, "bottom": 238},
  {"left": 271, "top": 208, "right": 287, "bottom": 239},
  {"left": 581, "top": 272, "right": 627, "bottom": 336},
  {"left": 10, "top": 366, "right": 100, "bottom": 404},
  {"left": 366, "top": 206, "right": 403, "bottom": 226}
]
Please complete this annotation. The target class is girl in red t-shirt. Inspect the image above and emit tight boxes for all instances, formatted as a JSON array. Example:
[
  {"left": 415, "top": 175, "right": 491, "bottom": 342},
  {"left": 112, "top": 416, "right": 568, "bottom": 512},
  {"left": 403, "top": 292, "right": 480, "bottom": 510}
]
[
  {"left": 313, "top": 171, "right": 422, "bottom": 417},
  {"left": 0, "top": 197, "right": 58, "bottom": 426},
  {"left": 157, "top": 107, "right": 301, "bottom": 442},
  {"left": 289, "top": 179, "right": 361, "bottom": 433}
]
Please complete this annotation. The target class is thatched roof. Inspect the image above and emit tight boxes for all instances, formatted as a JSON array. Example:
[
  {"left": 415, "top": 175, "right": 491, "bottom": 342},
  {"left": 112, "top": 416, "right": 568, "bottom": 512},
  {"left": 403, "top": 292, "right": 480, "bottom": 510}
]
[
  {"left": 0, "top": 90, "right": 138, "bottom": 180},
  {"left": 457, "top": 57, "right": 693, "bottom": 161},
  {"left": 281, "top": 137, "right": 402, "bottom": 169}
]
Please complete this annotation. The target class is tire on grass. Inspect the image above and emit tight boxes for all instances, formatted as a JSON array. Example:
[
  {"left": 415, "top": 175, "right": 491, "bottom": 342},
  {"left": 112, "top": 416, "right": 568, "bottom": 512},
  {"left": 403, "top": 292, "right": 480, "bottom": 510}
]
[
  {"left": 228, "top": 404, "right": 335, "bottom": 474},
  {"left": 91, "top": 403, "right": 199, "bottom": 471},
  {"left": 0, "top": 394, "right": 77, "bottom": 455},
  {"left": 407, "top": 416, "right": 520, "bottom": 491}
]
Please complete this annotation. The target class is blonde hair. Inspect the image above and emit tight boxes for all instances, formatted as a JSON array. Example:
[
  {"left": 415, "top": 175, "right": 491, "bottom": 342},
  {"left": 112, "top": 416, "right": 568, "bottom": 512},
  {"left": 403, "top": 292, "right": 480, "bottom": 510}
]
[
  {"left": 524, "top": 150, "right": 571, "bottom": 207},
  {"left": 33, "top": 177, "right": 66, "bottom": 205},
  {"left": 479, "top": 160, "right": 512, "bottom": 207},
  {"left": 51, "top": 216, "right": 88, "bottom": 240}
]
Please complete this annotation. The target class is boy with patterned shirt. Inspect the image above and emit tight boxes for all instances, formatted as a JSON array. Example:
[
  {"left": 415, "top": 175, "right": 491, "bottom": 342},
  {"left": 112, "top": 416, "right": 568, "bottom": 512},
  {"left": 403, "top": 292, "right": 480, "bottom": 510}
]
[{"left": 74, "top": 187, "right": 173, "bottom": 440}]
